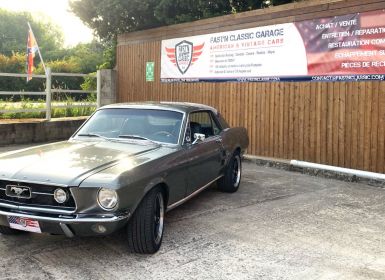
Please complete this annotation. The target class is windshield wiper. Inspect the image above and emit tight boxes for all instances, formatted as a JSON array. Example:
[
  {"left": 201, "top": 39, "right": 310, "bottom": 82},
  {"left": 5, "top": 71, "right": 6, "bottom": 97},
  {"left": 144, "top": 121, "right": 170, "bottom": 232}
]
[
  {"left": 77, "top": 133, "right": 110, "bottom": 141},
  {"left": 118, "top": 134, "right": 152, "bottom": 141},
  {"left": 78, "top": 133, "right": 158, "bottom": 145}
]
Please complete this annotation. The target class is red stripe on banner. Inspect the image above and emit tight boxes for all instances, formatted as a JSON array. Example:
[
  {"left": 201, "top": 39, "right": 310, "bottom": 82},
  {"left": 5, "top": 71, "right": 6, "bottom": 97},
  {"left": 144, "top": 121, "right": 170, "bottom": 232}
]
[
  {"left": 193, "top": 43, "right": 205, "bottom": 51},
  {"left": 361, "top": 11, "right": 385, "bottom": 27},
  {"left": 165, "top": 47, "right": 175, "bottom": 53}
]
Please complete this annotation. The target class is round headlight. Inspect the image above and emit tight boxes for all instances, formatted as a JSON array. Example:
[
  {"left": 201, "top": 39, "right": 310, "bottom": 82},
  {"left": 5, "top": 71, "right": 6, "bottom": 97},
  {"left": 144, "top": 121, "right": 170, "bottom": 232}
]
[
  {"left": 98, "top": 188, "right": 118, "bottom": 210},
  {"left": 54, "top": 188, "right": 68, "bottom": 204}
]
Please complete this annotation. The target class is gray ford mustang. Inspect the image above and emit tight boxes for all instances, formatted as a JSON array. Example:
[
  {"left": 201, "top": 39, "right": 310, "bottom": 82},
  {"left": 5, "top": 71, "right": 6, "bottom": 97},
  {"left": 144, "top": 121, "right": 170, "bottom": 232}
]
[{"left": 0, "top": 102, "right": 248, "bottom": 253}]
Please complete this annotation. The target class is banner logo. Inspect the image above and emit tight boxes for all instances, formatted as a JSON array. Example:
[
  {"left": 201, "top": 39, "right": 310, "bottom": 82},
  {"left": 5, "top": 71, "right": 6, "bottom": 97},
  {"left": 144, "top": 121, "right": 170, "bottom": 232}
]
[{"left": 165, "top": 41, "right": 204, "bottom": 74}]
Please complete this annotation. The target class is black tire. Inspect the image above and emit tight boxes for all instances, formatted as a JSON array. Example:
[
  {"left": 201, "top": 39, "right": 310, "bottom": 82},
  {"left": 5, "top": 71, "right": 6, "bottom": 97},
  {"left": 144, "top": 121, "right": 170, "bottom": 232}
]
[
  {"left": 0, "top": 225, "right": 21, "bottom": 235},
  {"left": 218, "top": 151, "right": 242, "bottom": 193},
  {"left": 127, "top": 187, "right": 165, "bottom": 254}
]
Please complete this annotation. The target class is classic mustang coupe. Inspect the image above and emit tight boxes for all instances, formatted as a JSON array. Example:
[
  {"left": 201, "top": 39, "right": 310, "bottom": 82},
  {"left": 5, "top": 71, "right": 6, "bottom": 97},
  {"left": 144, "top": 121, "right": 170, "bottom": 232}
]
[{"left": 0, "top": 102, "right": 248, "bottom": 253}]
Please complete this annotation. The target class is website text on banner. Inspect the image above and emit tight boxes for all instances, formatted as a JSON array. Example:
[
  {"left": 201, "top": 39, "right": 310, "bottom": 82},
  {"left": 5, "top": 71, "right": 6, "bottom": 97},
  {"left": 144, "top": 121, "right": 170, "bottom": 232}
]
[{"left": 161, "top": 10, "right": 385, "bottom": 83}]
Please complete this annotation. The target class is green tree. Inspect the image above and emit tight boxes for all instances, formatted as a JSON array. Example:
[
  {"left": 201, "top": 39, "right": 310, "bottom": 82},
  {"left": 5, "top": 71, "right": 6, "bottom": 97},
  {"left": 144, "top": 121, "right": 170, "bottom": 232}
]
[
  {"left": 70, "top": 0, "right": 296, "bottom": 67},
  {"left": 230, "top": 0, "right": 264, "bottom": 11},
  {"left": 69, "top": 0, "right": 161, "bottom": 42},
  {"left": 70, "top": 0, "right": 296, "bottom": 42},
  {"left": 154, "top": 0, "right": 233, "bottom": 25},
  {"left": 0, "top": 9, "right": 64, "bottom": 57}
]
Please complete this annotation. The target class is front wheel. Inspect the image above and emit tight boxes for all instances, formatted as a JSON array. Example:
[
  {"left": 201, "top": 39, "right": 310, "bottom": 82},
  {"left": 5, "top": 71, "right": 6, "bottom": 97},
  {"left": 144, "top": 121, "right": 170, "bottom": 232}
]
[
  {"left": 127, "top": 187, "right": 165, "bottom": 254},
  {"left": 218, "top": 152, "right": 242, "bottom": 193}
]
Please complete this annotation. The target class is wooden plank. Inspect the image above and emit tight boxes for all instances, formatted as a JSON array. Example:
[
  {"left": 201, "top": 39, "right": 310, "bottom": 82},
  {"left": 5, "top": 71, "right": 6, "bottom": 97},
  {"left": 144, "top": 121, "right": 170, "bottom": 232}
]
[
  {"left": 249, "top": 84, "right": 254, "bottom": 155},
  {"left": 309, "top": 82, "right": 317, "bottom": 162},
  {"left": 370, "top": 82, "right": 379, "bottom": 173},
  {"left": 338, "top": 82, "right": 346, "bottom": 168},
  {"left": 292, "top": 83, "right": 299, "bottom": 159},
  {"left": 326, "top": 83, "right": 334, "bottom": 165},
  {"left": 315, "top": 82, "right": 322, "bottom": 163},
  {"left": 350, "top": 83, "right": 359, "bottom": 170},
  {"left": 269, "top": 83, "right": 276, "bottom": 158},
  {"left": 332, "top": 82, "right": 339, "bottom": 166},
  {"left": 320, "top": 83, "right": 328, "bottom": 164},
  {"left": 363, "top": 83, "right": 373, "bottom": 171},
  {"left": 273, "top": 83, "right": 280, "bottom": 158},
  {"left": 378, "top": 83, "right": 385, "bottom": 174},
  {"left": 344, "top": 82, "right": 353, "bottom": 169},
  {"left": 282, "top": 83, "right": 289, "bottom": 159},
  {"left": 298, "top": 84, "right": 305, "bottom": 160},
  {"left": 303, "top": 83, "right": 311, "bottom": 161},
  {"left": 288, "top": 83, "right": 295, "bottom": 159},
  {"left": 262, "top": 83, "right": 268, "bottom": 156},
  {"left": 357, "top": 82, "right": 366, "bottom": 170},
  {"left": 258, "top": 84, "right": 263, "bottom": 156}
]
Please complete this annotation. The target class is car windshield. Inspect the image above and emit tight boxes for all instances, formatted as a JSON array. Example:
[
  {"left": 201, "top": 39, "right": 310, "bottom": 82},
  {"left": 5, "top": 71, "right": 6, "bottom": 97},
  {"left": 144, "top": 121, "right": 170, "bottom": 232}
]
[{"left": 75, "top": 108, "right": 184, "bottom": 144}]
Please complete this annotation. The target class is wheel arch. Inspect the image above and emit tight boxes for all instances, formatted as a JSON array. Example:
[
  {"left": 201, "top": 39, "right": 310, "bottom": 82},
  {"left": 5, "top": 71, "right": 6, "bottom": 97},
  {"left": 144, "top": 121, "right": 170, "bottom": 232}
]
[
  {"left": 129, "top": 179, "right": 170, "bottom": 216},
  {"left": 155, "top": 182, "right": 169, "bottom": 207}
]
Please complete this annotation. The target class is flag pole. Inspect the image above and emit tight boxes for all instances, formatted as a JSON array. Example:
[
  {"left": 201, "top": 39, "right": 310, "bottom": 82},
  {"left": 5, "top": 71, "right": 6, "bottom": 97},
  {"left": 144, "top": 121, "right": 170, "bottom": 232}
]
[{"left": 27, "top": 22, "right": 47, "bottom": 75}]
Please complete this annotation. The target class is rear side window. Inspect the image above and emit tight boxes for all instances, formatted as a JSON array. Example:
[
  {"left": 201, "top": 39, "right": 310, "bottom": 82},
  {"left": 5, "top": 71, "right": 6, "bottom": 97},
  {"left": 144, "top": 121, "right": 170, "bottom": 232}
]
[
  {"left": 189, "top": 111, "right": 223, "bottom": 139},
  {"left": 217, "top": 113, "right": 229, "bottom": 129}
]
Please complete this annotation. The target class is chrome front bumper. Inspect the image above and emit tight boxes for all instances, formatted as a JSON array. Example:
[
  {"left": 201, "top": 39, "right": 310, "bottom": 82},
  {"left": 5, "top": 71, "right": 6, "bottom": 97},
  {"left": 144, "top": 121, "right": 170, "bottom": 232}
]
[
  {"left": 0, "top": 208, "right": 130, "bottom": 223},
  {"left": 0, "top": 202, "right": 130, "bottom": 237}
]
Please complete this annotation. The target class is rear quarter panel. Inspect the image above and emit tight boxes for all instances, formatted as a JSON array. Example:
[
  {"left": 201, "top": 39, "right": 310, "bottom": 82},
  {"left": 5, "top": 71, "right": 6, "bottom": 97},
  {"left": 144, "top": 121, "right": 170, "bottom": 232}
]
[{"left": 221, "top": 127, "right": 249, "bottom": 158}]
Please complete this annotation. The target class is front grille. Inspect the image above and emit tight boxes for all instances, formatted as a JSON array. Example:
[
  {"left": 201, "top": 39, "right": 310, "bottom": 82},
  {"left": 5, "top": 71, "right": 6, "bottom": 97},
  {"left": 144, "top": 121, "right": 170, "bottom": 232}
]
[{"left": 0, "top": 180, "right": 76, "bottom": 211}]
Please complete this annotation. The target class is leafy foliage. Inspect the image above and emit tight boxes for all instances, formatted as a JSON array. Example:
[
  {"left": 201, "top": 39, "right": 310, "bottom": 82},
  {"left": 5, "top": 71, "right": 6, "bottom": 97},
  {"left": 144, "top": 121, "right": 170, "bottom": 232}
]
[
  {"left": 70, "top": 0, "right": 297, "bottom": 42},
  {"left": 70, "top": 0, "right": 297, "bottom": 67},
  {"left": 154, "top": 0, "right": 233, "bottom": 25},
  {"left": 0, "top": 9, "right": 63, "bottom": 57},
  {"left": 69, "top": 0, "right": 161, "bottom": 42},
  {"left": 0, "top": 97, "right": 96, "bottom": 119},
  {"left": 0, "top": 9, "right": 103, "bottom": 100}
]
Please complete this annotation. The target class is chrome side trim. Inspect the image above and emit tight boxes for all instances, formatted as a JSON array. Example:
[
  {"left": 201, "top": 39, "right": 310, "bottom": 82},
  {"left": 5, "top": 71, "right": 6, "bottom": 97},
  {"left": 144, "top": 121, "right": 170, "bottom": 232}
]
[
  {"left": 0, "top": 202, "right": 18, "bottom": 210},
  {"left": 59, "top": 223, "right": 75, "bottom": 238},
  {"left": 0, "top": 202, "right": 75, "bottom": 215},
  {"left": 31, "top": 192, "right": 54, "bottom": 196},
  {"left": 0, "top": 209, "right": 130, "bottom": 224},
  {"left": 166, "top": 175, "right": 223, "bottom": 212}
]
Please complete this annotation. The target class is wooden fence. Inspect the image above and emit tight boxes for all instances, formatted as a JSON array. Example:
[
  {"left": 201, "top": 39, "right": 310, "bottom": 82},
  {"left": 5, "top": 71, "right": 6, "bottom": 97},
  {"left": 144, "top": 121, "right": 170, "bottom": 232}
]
[{"left": 116, "top": 0, "right": 385, "bottom": 173}]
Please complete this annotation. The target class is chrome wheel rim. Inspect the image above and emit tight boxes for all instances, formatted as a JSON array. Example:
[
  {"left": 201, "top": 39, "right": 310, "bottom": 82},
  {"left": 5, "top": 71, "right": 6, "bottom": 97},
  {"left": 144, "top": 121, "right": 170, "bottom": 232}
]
[
  {"left": 232, "top": 155, "right": 241, "bottom": 187},
  {"left": 154, "top": 193, "right": 164, "bottom": 245}
]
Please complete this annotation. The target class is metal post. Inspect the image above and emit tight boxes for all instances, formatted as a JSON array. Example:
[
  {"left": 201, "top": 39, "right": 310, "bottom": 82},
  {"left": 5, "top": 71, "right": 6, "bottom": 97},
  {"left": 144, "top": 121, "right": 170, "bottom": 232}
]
[
  {"left": 45, "top": 67, "right": 52, "bottom": 121},
  {"left": 96, "top": 70, "right": 101, "bottom": 108}
]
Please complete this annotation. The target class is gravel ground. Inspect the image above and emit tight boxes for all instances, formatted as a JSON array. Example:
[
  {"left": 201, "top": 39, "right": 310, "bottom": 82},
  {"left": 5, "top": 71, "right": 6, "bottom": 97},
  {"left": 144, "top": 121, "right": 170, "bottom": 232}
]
[{"left": 0, "top": 144, "right": 384, "bottom": 280}]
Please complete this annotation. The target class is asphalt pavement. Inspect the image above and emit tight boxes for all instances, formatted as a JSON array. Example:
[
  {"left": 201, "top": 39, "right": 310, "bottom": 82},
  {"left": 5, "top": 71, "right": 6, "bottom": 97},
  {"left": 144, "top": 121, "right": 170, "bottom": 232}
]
[{"left": 0, "top": 144, "right": 385, "bottom": 280}]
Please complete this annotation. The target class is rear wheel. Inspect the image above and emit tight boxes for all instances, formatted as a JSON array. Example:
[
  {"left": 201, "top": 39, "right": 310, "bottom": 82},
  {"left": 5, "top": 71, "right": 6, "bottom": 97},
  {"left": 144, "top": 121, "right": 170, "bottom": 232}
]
[
  {"left": 218, "top": 151, "right": 242, "bottom": 193},
  {"left": 0, "top": 225, "right": 22, "bottom": 235},
  {"left": 127, "top": 187, "right": 165, "bottom": 254}
]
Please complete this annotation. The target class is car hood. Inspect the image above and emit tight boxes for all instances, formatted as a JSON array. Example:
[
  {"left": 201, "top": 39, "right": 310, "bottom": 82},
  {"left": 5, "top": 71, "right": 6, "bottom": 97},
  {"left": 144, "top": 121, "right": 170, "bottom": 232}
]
[{"left": 0, "top": 140, "right": 162, "bottom": 186}]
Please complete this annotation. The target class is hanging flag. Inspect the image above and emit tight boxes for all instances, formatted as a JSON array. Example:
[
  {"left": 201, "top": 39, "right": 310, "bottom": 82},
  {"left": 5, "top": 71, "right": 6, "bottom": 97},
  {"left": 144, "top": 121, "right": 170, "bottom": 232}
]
[
  {"left": 26, "top": 28, "right": 38, "bottom": 82},
  {"left": 26, "top": 23, "right": 46, "bottom": 82}
]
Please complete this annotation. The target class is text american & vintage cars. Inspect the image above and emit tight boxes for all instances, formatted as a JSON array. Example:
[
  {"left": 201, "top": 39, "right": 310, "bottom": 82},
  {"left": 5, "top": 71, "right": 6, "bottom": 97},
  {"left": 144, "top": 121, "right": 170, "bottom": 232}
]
[{"left": 0, "top": 102, "right": 249, "bottom": 254}]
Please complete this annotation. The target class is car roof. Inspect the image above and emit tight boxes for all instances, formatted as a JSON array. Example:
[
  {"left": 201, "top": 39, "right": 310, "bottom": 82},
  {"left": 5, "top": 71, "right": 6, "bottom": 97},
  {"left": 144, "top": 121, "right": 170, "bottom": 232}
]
[{"left": 100, "top": 102, "right": 218, "bottom": 114}]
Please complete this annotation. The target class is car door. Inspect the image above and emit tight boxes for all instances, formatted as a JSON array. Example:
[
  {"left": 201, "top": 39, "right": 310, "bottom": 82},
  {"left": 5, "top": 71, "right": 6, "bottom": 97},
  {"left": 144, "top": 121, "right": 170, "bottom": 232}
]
[{"left": 183, "top": 111, "right": 225, "bottom": 195}]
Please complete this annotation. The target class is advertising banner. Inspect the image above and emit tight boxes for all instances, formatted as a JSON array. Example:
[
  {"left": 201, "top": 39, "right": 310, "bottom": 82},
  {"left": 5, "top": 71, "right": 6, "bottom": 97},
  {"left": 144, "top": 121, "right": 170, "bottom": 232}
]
[{"left": 161, "top": 10, "right": 385, "bottom": 82}]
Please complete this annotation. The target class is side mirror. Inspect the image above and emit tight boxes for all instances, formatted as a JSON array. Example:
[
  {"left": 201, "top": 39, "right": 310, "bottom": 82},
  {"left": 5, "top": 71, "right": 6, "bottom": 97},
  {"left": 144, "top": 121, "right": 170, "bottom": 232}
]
[{"left": 193, "top": 133, "right": 205, "bottom": 144}]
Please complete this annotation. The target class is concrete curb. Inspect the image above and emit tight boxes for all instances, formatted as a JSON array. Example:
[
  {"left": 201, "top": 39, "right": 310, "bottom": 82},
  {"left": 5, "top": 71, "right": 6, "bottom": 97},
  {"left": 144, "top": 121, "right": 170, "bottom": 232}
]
[{"left": 243, "top": 155, "right": 385, "bottom": 188}]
